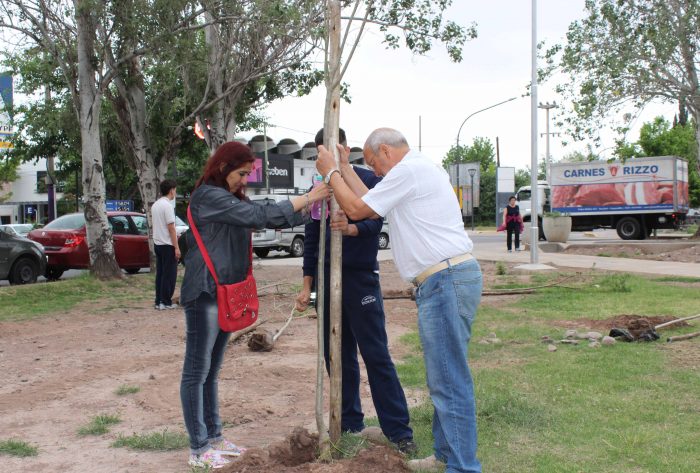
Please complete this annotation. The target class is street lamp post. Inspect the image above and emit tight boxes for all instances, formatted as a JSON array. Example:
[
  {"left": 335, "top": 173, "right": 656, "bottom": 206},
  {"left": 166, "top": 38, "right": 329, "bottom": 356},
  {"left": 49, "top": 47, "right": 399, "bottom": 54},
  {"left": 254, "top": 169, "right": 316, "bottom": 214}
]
[
  {"left": 468, "top": 168, "right": 476, "bottom": 232},
  {"left": 456, "top": 96, "right": 519, "bottom": 147},
  {"left": 529, "top": 0, "right": 539, "bottom": 264}
]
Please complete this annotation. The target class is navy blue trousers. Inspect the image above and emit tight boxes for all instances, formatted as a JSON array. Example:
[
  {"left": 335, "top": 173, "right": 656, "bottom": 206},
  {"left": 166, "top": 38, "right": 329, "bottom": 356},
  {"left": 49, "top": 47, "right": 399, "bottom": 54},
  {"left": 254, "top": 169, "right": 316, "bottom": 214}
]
[
  {"left": 321, "top": 267, "right": 413, "bottom": 443},
  {"left": 155, "top": 244, "right": 177, "bottom": 306}
]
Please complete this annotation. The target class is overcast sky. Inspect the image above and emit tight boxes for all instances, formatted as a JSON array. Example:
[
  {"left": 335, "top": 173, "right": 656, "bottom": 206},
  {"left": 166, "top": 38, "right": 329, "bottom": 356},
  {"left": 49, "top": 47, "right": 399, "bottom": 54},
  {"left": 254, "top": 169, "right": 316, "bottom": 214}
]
[{"left": 241, "top": 0, "right": 676, "bottom": 170}]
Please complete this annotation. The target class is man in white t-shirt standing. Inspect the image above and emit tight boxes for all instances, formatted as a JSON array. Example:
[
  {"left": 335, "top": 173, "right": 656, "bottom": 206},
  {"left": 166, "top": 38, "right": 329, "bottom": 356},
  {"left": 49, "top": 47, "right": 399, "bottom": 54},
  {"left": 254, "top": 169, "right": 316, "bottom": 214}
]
[
  {"left": 152, "top": 179, "right": 181, "bottom": 310},
  {"left": 315, "top": 128, "right": 482, "bottom": 473}
]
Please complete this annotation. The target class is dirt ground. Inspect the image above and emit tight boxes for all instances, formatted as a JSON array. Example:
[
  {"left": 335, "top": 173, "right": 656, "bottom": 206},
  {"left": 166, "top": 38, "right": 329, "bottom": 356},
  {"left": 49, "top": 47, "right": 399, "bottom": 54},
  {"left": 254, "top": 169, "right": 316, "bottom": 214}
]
[
  {"left": 1, "top": 258, "right": 691, "bottom": 472},
  {"left": 563, "top": 241, "right": 700, "bottom": 263},
  {"left": 0, "top": 260, "right": 432, "bottom": 473}
]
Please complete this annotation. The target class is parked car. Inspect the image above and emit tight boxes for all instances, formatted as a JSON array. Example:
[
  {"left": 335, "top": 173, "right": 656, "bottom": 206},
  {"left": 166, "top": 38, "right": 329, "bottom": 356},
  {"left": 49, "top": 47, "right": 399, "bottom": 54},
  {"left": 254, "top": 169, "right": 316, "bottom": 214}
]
[
  {"left": 27, "top": 211, "right": 150, "bottom": 280},
  {"left": 378, "top": 218, "right": 390, "bottom": 250},
  {"left": 686, "top": 208, "right": 700, "bottom": 224},
  {"left": 0, "top": 223, "right": 35, "bottom": 238},
  {"left": 175, "top": 215, "right": 189, "bottom": 237},
  {"left": 0, "top": 226, "right": 47, "bottom": 284},
  {"left": 249, "top": 194, "right": 306, "bottom": 258}
]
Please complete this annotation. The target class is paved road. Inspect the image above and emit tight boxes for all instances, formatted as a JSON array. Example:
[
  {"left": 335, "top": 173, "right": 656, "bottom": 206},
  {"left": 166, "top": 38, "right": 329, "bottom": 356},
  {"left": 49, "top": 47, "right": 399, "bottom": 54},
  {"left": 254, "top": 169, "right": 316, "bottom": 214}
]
[{"left": 2, "top": 229, "right": 696, "bottom": 288}]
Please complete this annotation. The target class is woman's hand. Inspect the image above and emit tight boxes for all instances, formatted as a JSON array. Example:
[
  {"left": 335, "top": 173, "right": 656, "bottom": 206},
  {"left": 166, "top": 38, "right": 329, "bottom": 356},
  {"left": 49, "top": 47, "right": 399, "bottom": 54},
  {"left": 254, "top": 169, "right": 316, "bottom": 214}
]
[{"left": 308, "top": 182, "right": 330, "bottom": 203}]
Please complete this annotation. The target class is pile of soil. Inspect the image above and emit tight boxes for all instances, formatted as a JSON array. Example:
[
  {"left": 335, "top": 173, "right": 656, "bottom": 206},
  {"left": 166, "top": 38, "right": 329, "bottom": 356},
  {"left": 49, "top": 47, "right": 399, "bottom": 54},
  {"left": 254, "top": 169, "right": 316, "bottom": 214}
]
[
  {"left": 222, "top": 428, "right": 410, "bottom": 473},
  {"left": 563, "top": 243, "right": 700, "bottom": 263},
  {"left": 556, "top": 314, "right": 688, "bottom": 332}
]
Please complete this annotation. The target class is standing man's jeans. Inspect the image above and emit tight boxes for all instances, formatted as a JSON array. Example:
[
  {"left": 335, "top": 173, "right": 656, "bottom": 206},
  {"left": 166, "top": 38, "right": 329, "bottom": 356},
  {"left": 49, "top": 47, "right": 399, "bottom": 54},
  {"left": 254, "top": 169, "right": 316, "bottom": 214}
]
[
  {"left": 155, "top": 244, "right": 177, "bottom": 306},
  {"left": 415, "top": 258, "right": 482, "bottom": 473},
  {"left": 180, "top": 293, "right": 231, "bottom": 454}
]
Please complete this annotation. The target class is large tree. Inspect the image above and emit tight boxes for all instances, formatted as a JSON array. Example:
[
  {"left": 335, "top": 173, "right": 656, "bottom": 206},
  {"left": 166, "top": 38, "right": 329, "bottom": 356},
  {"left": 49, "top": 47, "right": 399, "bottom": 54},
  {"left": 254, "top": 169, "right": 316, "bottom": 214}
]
[{"left": 545, "top": 0, "right": 700, "bottom": 172}]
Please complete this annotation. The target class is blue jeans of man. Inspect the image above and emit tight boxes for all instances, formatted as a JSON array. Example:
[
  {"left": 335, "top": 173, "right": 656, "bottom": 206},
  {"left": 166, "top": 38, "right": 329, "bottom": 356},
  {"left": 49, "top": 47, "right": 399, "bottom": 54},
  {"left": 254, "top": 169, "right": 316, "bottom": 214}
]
[
  {"left": 180, "top": 293, "right": 231, "bottom": 454},
  {"left": 415, "top": 258, "right": 482, "bottom": 473},
  {"left": 321, "top": 267, "right": 413, "bottom": 443},
  {"left": 154, "top": 244, "right": 177, "bottom": 306}
]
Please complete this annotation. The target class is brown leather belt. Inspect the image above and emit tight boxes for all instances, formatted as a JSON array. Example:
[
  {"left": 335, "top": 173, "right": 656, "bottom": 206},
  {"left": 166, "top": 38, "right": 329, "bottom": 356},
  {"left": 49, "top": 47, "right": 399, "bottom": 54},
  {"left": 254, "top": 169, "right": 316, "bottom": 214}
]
[{"left": 412, "top": 253, "right": 474, "bottom": 287}]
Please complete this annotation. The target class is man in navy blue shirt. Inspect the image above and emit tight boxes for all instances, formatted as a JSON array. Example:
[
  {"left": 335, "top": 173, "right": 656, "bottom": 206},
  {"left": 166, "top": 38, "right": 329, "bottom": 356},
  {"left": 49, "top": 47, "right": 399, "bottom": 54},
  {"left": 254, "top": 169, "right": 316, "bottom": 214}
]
[{"left": 295, "top": 128, "right": 415, "bottom": 454}]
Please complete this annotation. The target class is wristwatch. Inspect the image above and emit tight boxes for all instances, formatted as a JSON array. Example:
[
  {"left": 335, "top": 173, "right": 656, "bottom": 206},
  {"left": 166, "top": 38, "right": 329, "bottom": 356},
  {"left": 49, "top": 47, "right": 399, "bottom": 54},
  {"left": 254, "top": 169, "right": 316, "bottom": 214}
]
[{"left": 324, "top": 168, "right": 341, "bottom": 184}]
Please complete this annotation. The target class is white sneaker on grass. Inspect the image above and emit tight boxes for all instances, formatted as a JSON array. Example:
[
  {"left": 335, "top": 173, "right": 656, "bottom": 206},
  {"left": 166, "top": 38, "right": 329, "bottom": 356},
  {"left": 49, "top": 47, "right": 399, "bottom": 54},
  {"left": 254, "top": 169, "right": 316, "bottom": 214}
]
[{"left": 188, "top": 449, "right": 230, "bottom": 469}]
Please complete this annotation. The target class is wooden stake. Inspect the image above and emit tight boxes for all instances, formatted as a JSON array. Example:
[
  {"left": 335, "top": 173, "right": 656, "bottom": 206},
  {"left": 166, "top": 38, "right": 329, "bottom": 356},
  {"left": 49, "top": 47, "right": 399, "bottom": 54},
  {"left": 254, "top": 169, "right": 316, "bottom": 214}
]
[
  {"left": 655, "top": 313, "right": 700, "bottom": 330},
  {"left": 324, "top": 0, "right": 343, "bottom": 450},
  {"left": 667, "top": 331, "right": 700, "bottom": 343}
]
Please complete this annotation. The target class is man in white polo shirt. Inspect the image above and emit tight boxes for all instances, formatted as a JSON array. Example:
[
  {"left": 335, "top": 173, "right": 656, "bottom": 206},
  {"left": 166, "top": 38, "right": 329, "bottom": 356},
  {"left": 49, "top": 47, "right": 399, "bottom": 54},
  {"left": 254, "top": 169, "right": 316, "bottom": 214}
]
[
  {"left": 151, "top": 179, "right": 181, "bottom": 310},
  {"left": 315, "top": 128, "right": 482, "bottom": 473}
]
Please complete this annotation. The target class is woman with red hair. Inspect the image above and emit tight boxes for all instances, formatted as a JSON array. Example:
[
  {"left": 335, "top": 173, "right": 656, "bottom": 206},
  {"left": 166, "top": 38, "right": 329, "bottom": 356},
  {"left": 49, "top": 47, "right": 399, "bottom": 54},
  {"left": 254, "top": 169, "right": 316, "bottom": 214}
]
[{"left": 179, "top": 141, "right": 328, "bottom": 469}]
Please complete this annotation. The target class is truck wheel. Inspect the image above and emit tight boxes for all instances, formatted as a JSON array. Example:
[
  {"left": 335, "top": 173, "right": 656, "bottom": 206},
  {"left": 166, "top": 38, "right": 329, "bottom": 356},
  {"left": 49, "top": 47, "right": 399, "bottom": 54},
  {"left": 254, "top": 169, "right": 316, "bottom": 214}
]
[
  {"left": 254, "top": 248, "right": 270, "bottom": 258},
  {"left": 378, "top": 232, "right": 389, "bottom": 250},
  {"left": 289, "top": 237, "right": 304, "bottom": 258},
  {"left": 616, "top": 217, "right": 641, "bottom": 240},
  {"left": 9, "top": 257, "right": 39, "bottom": 285}
]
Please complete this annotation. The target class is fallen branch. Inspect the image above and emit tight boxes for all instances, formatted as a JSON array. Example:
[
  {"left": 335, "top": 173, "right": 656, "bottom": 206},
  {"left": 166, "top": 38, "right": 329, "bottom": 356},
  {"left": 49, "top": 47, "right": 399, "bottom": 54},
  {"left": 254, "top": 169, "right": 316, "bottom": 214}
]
[
  {"left": 667, "top": 331, "right": 700, "bottom": 343},
  {"left": 655, "top": 313, "right": 700, "bottom": 330},
  {"left": 229, "top": 319, "right": 266, "bottom": 344},
  {"left": 248, "top": 307, "right": 297, "bottom": 352},
  {"left": 382, "top": 275, "right": 581, "bottom": 300}
]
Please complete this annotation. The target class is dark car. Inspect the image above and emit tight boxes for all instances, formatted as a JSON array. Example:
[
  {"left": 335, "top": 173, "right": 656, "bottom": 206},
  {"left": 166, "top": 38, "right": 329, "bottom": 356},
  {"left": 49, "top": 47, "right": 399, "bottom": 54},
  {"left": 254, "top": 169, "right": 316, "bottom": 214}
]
[
  {"left": 28, "top": 212, "right": 150, "bottom": 280},
  {"left": 0, "top": 226, "right": 47, "bottom": 284}
]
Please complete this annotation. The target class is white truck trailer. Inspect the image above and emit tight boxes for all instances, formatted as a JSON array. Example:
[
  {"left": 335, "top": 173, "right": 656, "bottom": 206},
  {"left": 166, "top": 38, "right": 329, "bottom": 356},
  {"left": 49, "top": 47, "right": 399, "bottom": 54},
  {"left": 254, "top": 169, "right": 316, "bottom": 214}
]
[{"left": 515, "top": 156, "right": 689, "bottom": 240}]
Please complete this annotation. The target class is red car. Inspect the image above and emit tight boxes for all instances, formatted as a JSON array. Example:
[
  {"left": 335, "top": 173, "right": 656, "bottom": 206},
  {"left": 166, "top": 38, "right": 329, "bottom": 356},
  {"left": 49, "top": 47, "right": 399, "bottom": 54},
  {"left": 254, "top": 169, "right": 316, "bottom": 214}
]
[{"left": 28, "top": 211, "right": 150, "bottom": 280}]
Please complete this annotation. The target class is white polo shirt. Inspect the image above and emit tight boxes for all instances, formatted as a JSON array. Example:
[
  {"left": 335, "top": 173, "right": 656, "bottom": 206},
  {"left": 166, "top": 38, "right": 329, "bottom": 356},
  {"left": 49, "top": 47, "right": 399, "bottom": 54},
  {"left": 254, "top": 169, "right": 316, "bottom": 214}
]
[
  {"left": 362, "top": 149, "right": 473, "bottom": 281},
  {"left": 151, "top": 196, "right": 176, "bottom": 246}
]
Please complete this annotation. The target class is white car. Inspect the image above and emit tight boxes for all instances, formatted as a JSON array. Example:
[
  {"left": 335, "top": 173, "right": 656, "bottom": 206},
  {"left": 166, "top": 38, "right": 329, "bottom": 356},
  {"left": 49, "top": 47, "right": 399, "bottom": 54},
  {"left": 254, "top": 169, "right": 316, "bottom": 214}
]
[
  {"left": 0, "top": 224, "right": 35, "bottom": 238},
  {"left": 174, "top": 215, "right": 189, "bottom": 237},
  {"left": 248, "top": 194, "right": 306, "bottom": 258}
]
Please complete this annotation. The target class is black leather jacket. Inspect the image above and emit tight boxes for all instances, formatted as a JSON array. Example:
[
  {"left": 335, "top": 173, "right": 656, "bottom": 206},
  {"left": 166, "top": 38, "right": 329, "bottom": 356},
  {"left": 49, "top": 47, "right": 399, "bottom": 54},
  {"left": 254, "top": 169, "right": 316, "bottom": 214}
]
[{"left": 180, "top": 184, "right": 306, "bottom": 305}]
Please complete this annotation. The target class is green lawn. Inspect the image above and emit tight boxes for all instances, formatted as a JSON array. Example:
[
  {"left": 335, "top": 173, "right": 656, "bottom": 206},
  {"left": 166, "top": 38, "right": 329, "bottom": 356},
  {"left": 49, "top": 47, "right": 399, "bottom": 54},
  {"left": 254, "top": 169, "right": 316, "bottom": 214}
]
[{"left": 395, "top": 272, "right": 700, "bottom": 473}]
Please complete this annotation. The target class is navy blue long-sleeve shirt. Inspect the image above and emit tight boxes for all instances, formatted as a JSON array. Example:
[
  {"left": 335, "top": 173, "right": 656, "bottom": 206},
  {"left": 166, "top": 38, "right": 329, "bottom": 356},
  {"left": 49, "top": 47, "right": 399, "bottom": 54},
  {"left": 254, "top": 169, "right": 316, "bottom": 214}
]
[{"left": 302, "top": 167, "right": 382, "bottom": 278}]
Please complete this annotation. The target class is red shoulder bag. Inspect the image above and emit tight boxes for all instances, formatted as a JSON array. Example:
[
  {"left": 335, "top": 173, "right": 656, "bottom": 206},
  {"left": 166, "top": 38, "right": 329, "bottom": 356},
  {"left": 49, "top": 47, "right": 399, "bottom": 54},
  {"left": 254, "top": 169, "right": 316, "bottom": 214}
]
[{"left": 187, "top": 206, "right": 259, "bottom": 332}]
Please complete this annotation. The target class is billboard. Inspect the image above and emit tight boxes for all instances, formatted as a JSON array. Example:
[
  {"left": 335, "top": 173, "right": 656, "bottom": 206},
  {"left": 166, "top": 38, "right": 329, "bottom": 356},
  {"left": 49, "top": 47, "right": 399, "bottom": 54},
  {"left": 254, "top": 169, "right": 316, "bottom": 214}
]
[{"left": 249, "top": 153, "right": 294, "bottom": 189}]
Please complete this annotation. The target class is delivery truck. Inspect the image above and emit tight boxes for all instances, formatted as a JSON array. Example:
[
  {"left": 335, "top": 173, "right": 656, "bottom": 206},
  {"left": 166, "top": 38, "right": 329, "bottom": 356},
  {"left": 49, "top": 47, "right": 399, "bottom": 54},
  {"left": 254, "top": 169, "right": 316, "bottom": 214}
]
[{"left": 515, "top": 156, "right": 689, "bottom": 240}]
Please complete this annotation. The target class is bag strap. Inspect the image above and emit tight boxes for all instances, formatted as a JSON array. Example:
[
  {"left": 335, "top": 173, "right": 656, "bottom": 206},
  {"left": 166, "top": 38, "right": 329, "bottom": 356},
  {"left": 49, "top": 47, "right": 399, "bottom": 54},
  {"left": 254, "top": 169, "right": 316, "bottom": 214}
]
[{"left": 187, "top": 206, "right": 253, "bottom": 286}]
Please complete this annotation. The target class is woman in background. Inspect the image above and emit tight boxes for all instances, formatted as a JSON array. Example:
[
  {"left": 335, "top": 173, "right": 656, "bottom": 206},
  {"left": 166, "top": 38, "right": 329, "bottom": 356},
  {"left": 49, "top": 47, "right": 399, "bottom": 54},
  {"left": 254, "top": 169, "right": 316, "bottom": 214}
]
[{"left": 502, "top": 195, "right": 522, "bottom": 252}]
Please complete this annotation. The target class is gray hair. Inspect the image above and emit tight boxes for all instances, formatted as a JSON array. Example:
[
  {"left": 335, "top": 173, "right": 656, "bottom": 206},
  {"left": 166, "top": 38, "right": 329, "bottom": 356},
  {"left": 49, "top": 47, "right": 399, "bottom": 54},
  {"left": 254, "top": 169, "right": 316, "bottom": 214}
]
[{"left": 364, "top": 128, "right": 409, "bottom": 153}]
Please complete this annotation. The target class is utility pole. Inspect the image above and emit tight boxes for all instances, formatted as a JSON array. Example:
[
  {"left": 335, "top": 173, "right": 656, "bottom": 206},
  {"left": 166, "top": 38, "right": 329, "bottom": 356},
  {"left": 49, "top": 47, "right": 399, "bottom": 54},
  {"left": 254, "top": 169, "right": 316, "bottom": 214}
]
[
  {"left": 538, "top": 102, "right": 558, "bottom": 183},
  {"left": 45, "top": 85, "right": 57, "bottom": 223}
]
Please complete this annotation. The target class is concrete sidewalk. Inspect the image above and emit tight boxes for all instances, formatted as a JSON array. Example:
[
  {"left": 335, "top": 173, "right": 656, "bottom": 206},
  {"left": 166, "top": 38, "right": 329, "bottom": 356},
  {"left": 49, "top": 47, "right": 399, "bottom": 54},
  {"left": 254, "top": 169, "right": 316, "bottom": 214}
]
[
  {"left": 472, "top": 240, "right": 700, "bottom": 278},
  {"left": 258, "top": 241, "right": 699, "bottom": 279}
]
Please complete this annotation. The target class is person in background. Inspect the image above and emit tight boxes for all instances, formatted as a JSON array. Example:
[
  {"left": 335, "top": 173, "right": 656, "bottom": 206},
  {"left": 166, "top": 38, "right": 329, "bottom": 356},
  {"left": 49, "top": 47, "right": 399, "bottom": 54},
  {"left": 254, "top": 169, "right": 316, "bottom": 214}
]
[
  {"left": 315, "top": 127, "right": 483, "bottom": 473},
  {"left": 179, "top": 141, "right": 328, "bottom": 469},
  {"left": 502, "top": 195, "right": 522, "bottom": 252},
  {"left": 295, "top": 128, "right": 415, "bottom": 454},
  {"left": 151, "top": 179, "right": 180, "bottom": 310}
]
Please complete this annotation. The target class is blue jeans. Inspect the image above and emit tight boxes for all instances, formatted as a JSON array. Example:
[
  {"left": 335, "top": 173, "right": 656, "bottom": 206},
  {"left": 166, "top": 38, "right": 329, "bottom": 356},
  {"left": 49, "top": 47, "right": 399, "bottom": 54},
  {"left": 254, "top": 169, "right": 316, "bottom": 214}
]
[
  {"left": 180, "top": 293, "right": 231, "bottom": 454},
  {"left": 415, "top": 258, "right": 482, "bottom": 473}
]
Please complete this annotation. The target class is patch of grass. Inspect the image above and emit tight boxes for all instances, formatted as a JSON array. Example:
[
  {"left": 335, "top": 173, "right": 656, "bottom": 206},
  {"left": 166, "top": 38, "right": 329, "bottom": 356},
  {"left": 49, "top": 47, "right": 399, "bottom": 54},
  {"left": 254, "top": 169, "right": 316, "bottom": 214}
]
[
  {"left": 596, "top": 252, "right": 612, "bottom": 257},
  {"left": 392, "top": 272, "right": 700, "bottom": 472},
  {"left": 78, "top": 414, "right": 122, "bottom": 436},
  {"left": 112, "top": 430, "right": 189, "bottom": 451},
  {"left": 0, "top": 439, "right": 38, "bottom": 457},
  {"left": 652, "top": 276, "right": 700, "bottom": 283},
  {"left": 598, "top": 273, "right": 632, "bottom": 293},
  {"left": 495, "top": 261, "right": 507, "bottom": 276},
  {"left": 114, "top": 384, "right": 140, "bottom": 396},
  {"left": 334, "top": 432, "right": 373, "bottom": 459},
  {"left": 0, "top": 273, "right": 152, "bottom": 322}
]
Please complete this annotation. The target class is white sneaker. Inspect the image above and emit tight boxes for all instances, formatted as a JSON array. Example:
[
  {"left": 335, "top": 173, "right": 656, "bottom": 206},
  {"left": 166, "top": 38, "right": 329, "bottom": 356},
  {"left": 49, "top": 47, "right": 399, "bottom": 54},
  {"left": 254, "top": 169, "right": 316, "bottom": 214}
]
[
  {"left": 211, "top": 438, "right": 247, "bottom": 456},
  {"left": 154, "top": 303, "right": 165, "bottom": 310},
  {"left": 188, "top": 449, "right": 230, "bottom": 469},
  {"left": 162, "top": 303, "right": 180, "bottom": 310}
]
